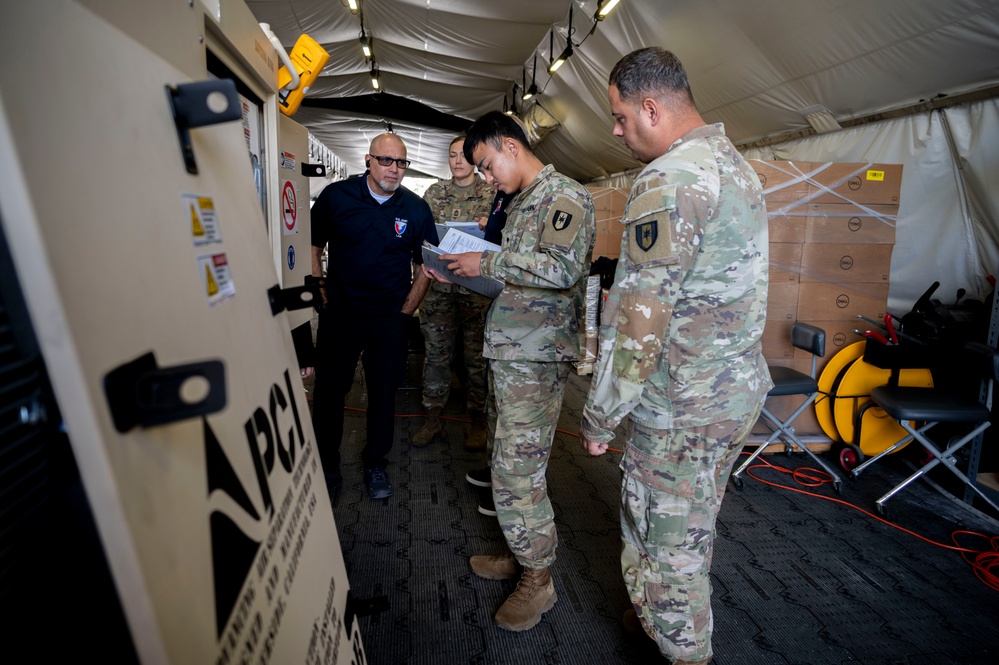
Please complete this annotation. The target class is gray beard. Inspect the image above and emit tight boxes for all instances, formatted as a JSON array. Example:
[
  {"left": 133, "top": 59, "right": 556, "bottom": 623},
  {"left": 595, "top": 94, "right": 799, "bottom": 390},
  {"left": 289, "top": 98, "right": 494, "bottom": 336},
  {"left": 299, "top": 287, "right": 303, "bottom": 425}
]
[{"left": 378, "top": 177, "right": 400, "bottom": 193}]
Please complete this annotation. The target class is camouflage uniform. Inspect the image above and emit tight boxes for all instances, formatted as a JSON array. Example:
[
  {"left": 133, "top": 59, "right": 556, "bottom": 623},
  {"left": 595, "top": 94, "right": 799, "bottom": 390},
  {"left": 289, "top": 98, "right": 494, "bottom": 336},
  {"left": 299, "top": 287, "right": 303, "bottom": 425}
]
[
  {"left": 479, "top": 164, "right": 595, "bottom": 568},
  {"left": 581, "top": 124, "right": 772, "bottom": 662},
  {"left": 420, "top": 176, "right": 495, "bottom": 412}
]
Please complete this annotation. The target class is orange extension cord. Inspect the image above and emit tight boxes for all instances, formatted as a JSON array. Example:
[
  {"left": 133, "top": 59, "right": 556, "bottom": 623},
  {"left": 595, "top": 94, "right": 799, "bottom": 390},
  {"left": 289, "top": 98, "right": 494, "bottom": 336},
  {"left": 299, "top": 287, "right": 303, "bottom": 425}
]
[
  {"left": 338, "top": 405, "right": 999, "bottom": 591},
  {"left": 734, "top": 452, "right": 999, "bottom": 592}
]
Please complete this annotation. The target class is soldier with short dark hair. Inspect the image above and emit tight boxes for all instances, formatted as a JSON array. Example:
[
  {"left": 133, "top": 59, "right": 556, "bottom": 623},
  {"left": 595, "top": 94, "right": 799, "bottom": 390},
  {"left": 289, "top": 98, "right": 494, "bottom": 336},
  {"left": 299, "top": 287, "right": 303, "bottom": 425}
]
[
  {"left": 425, "top": 111, "right": 595, "bottom": 632},
  {"left": 580, "top": 47, "right": 772, "bottom": 665},
  {"left": 413, "top": 135, "right": 495, "bottom": 450}
]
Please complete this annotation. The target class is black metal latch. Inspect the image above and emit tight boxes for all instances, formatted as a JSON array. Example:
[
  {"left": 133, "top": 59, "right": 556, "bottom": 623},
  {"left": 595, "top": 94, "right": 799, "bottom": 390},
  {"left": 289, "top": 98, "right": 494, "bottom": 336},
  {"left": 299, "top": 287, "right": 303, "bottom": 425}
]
[
  {"left": 167, "top": 79, "right": 242, "bottom": 175},
  {"left": 267, "top": 275, "right": 323, "bottom": 316},
  {"left": 302, "top": 162, "right": 327, "bottom": 177},
  {"left": 103, "top": 352, "right": 226, "bottom": 433}
]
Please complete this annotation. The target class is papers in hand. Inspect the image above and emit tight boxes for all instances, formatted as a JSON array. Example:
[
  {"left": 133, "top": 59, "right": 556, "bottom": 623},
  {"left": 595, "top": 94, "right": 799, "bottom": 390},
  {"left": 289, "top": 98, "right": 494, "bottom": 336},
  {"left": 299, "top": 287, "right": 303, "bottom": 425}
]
[
  {"left": 423, "top": 228, "right": 504, "bottom": 299},
  {"left": 439, "top": 221, "right": 485, "bottom": 239}
]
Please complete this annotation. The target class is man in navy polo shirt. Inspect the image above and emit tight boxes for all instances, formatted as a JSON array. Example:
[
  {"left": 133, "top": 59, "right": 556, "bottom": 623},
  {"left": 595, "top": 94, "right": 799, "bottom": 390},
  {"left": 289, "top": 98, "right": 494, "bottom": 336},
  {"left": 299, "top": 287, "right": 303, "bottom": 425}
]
[{"left": 311, "top": 132, "right": 438, "bottom": 500}]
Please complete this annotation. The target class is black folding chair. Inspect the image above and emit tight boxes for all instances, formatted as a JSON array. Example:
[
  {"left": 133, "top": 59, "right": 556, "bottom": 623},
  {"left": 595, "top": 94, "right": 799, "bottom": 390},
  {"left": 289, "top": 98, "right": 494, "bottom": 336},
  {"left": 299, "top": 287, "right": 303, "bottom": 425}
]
[
  {"left": 733, "top": 322, "right": 843, "bottom": 491},
  {"left": 851, "top": 341, "right": 999, "bottom": 515}
]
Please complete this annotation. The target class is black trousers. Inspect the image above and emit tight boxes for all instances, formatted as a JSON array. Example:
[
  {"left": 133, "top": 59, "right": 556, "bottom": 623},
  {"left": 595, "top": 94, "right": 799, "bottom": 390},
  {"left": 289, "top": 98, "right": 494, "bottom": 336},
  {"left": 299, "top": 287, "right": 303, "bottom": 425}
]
[{"left": 312, "top": 307, "right": 409, "bottom": 474}]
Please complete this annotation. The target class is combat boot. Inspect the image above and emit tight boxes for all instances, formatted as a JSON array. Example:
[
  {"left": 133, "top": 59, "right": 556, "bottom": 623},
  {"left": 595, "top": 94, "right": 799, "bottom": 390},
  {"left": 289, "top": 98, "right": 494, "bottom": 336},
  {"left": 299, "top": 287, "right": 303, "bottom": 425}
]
[
  {"left": 469, "top": 552, "right": 519, "bottom": 580},
  {"left": 411, "top": 407, "right": 443, "bottom": 447},
  {"left": 494, "top": 566, "right": 557, "bottom": 632},
  {"left": 464, "top": 412, "right": 487, "bottom": 451}
]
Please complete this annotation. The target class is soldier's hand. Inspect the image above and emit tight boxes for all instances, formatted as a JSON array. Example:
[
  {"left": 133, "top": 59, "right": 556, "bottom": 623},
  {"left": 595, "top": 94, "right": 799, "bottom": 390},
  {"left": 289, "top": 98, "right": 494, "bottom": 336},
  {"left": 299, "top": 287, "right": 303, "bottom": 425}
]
[
  {"left": 441, "top": 252, "right": 482, "bottom": 278},
  {"left": 422, "top": 264, "right": 453, "bottom": 284},
  {"left": 580, "top": 431, "right": 609, "bottom": 456}
]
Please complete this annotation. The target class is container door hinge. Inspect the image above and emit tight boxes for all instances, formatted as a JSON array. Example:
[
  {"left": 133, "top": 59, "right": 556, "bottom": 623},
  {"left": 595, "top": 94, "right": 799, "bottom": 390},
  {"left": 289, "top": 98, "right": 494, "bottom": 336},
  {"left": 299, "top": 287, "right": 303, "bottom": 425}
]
[
  {"left": 103, "top": 351, "right": 226, "bottom": 433},
  {"left": 167, "top": 79, "right": 242, "bottom": 175},
  {"left": 302, "top": 162, "right": 326, "bottom": 178},
  {"left": 267, "top": 276, "right": 323, "bottom": 316}
]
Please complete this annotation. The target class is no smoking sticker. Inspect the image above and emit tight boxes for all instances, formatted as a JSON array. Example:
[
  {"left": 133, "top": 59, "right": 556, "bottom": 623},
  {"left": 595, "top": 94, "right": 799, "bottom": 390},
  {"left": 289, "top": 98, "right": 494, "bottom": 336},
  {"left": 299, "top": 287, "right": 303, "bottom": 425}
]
[{"left": 282, "top": 181, "right": 297, "bottom": 235}]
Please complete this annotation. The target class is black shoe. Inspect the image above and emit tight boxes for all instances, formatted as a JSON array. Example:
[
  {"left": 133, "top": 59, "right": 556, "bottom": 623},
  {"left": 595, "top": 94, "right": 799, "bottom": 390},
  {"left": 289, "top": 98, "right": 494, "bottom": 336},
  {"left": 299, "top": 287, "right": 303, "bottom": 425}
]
[
  {"left": 465, "top": 467, "right": 491, "bottom": 488},
  {"left": 324, "top": 472, "right": 343, "bottom": 504},
  {"left": 364, "top": 467, "right": 393, "bottom": 499},
  {"left": 477, "top": 486, "right": 497, "bottom": 516}
]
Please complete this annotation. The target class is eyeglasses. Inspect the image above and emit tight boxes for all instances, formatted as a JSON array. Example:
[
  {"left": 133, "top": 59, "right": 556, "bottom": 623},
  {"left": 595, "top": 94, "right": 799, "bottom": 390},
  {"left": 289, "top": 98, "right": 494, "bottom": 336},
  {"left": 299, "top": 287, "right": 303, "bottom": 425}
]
[{"left": 370, "top": 154, "right": 411, "bottom": 169}]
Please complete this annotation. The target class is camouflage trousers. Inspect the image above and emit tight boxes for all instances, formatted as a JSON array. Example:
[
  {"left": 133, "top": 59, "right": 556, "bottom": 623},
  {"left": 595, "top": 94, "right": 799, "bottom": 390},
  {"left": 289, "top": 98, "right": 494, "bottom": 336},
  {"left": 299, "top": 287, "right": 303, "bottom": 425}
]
[
  {"left": 620, "top": 405, "right": 761, "bottom": 663},
  {"left": 488, "top": 358, "right": 571, "bottom": 568},
  {"left": 418, "top": 285, "right": 492, "bottom": 413}
]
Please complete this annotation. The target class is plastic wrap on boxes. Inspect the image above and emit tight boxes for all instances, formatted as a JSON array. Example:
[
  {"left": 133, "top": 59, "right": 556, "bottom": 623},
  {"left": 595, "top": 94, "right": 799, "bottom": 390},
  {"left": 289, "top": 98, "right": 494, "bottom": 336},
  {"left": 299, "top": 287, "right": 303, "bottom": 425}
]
[
  {"left": 750, "top": 160, "right": 902, "bottom": 439},
  {"left": 584, "top": 275, "right": 602, "bottom": 334},
  {"left": 575, "top": 275, "right": 603, "bottom": 374}
]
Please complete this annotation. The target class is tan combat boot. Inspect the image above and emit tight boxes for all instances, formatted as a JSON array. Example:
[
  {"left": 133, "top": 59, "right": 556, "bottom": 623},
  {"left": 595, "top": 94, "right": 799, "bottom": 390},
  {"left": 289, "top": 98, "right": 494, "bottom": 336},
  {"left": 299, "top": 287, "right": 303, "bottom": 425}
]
[
  {"left": 411, "top": 407, "right": 443, "bottom": 447},
  {"left": 493, "top": 566, "right": 557, "bottom": 632},
  {"left": 469, "top": 552, "right": 519, "bottom": 580},
  {"left": 464, "top": 412, "right": 487, "bottom": 451}
]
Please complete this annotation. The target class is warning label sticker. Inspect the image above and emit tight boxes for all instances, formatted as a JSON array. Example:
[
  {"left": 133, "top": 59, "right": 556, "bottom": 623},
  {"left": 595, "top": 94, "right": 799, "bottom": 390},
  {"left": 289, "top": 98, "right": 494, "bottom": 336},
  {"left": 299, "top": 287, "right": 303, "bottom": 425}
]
[
  {"left": 183, "top": 193, "right": 223, "bottom": 246},
  {"left": 198, "top": 252, "right": 236, "bottom": 307},
  {"left": 280, "top": 150, "right": 296, "bottom": 171}
]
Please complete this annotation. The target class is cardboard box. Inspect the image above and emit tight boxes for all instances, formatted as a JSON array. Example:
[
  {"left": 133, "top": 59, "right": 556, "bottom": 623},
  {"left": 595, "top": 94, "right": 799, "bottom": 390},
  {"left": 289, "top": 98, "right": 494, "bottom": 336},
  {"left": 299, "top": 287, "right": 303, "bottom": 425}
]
[
  {"left": 769, "top": 242, "right": 802, "bottom": 283},
  {"left": 796, "top": 282, "right": 889, "bottom": 322},
  {"left": 769, "top": 203, "right": 898, "bottom": 245},
  {"left": 798, "top": 243, "right": 892, "bottom": 283},
  {"left": 805, "top": 162, "right": 903, "bottom": 205},
  {"left": 588, "top": 186, "right": 628, "bottom": 220},
  {"left": 751, "top": 160, "right": 811, "bottom": 205},
  {"left": 592, "top": 219, "right": 622, "bottom": 259},
  {"left": 769, "top": 214, "right": 805, "bottom": 244},
  {"left": 802, "top": 203, "right": 897, "bottom": 244},
  {"left": 587, "top": 186, "right": 628, "bottom": 260},
  {"left": 762, "top": 319, "right": 794, "bottom": 359},
  {"left": 767, "top": 283, "right": 799, "bottom": 323}
]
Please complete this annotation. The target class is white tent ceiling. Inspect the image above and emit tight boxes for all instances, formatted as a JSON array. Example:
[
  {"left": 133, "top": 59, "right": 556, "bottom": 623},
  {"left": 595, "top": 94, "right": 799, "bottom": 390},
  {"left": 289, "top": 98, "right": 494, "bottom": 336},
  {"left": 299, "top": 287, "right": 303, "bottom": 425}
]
[{"left": 245, "top": 0, "right": 999, "bottom": 182}]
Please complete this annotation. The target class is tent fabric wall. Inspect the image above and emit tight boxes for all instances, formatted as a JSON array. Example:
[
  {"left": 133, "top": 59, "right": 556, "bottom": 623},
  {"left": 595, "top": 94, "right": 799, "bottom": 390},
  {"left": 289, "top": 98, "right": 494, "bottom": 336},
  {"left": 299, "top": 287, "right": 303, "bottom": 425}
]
[{"left": 743, "top": 98, "right": 999, "bottom": 313}]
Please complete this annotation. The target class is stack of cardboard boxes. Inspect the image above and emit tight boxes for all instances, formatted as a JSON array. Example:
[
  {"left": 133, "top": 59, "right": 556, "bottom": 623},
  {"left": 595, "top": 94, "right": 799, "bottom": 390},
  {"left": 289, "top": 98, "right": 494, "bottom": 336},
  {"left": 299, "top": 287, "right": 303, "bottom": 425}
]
[
  {"left": 588, "top": 186, "right": 628, "bottom": 260},
  {"left": 753, "top": 160, "right": 902, "bottom": 439},
  {"left": 577, "top": 186, "right": 629, "bottom": 375},
  {"left": 582, "top": 166, "right": 902, "bottom": 442}
]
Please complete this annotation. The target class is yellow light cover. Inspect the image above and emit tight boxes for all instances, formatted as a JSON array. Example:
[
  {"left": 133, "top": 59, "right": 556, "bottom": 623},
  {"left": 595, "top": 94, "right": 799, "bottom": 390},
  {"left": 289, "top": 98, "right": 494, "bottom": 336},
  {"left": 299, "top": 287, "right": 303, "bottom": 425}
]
[{"left": 278, "top": 33, "right": 330, "bottom": 116}]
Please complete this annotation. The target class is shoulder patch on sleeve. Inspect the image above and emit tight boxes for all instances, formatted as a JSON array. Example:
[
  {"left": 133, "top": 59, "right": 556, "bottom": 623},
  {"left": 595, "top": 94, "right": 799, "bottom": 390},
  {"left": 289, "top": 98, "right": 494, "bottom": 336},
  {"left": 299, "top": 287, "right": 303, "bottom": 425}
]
[
  {"left": 623, "top": 185, "right": 677, "bottom": 267},
  {"left": 540, "top": 196, "right": 585, "bottom": 248}
]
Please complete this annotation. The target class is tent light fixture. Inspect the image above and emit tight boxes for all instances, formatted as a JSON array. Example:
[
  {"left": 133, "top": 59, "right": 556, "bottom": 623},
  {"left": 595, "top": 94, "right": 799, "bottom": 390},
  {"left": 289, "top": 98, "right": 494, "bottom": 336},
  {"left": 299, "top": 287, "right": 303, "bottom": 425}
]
[
  {"left": 370, "top": 64, "right": 380, "bottom": 90},
  {"left": 523, "top": 54, "right": 539, "bottom": 100},
  {"left": 359, "top": 34, "right": 371, "bottom": 59},
  {"left": 548, "top": 42, "right": 572, "bottom": 74},
  {"left": 347, "top": 0, "right": 359, "bottom": 14},
  {"left": 595, "top": 0, "right": 621, "bottom": 21},
  {"left": 547, "top": 4, "right": 574, "bottom": 75}
]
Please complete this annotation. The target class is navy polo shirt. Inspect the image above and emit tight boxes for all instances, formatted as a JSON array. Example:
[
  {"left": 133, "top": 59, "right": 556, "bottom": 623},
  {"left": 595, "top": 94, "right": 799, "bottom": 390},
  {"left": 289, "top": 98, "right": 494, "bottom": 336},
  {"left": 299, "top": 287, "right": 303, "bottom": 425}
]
[{"left": 312, "top": 174, "right": 438, "bottom": 316}]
